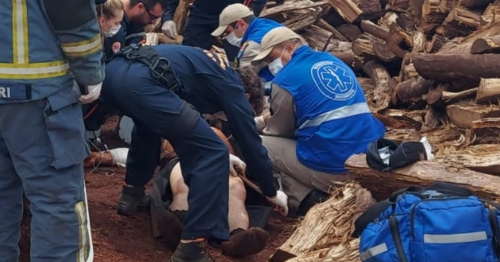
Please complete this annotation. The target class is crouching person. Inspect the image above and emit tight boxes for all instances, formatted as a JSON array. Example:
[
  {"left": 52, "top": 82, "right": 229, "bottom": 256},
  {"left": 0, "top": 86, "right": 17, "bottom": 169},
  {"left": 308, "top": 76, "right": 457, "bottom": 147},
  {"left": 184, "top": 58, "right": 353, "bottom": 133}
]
[
  {"left": 252, "top": 27, "right": 387, "bottom": 217},
  {"left": 152, "top": 128, "right": 269, "bottom": 258}
]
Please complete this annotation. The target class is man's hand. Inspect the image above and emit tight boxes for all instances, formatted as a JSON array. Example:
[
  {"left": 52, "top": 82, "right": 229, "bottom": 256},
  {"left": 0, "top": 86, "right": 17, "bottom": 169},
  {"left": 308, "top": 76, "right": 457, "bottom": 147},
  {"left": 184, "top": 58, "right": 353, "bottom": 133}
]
[
  {"left": 229, "top": 154, "right": 246, "bottom": 177},
  {"left": 162, "top": 20, "right": 177, "bottom": 38},
  {"left": 267, "top": 191, "right": 288, "bottom": 216},
  {"left": 255, "top": 112, "right": 270, "bottom": 131},
  {"left": 79, "top": 82, "right": 102, "bottom": 104}
]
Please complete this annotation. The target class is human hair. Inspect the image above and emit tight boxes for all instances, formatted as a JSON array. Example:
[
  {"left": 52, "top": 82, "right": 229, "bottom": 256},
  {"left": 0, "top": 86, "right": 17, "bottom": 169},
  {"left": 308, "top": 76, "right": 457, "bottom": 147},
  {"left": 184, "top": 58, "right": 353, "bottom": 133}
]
[
  {"left": 235, "top": 66, "right": 265, "bottom": 116},
  {"left": 241, "top": 14, "right": 256, "bottom": 23},
  {"left": 129, "top": 0, "right": 163, "bottom": 8},
  {"left": 96, "top": 0, "right": 124, "bottom": 18}
]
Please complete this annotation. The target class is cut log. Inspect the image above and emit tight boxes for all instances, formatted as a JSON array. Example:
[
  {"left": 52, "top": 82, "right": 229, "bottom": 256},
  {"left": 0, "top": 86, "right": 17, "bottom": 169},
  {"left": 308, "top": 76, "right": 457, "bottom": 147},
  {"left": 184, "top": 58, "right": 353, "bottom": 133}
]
[
  {"left": 395, "top": 77, "right": 434, "bottom": 102},
  {"left": 437, "top": 22, "right": 500, "bottom": 55},
  {"left": 363, "top": 60, "right": 391, "bottom": 111},
  {"left": 446, "top": 100, "right": 500, "bottom": 128},
  {"left": 345, "top": 154, "right": 500, "bottom": 203},
  {"left": 461, "top": 0, "right": 494, "bottom": 8},
  {"left": 425, "top": 84, "right": 448, "bottom": 105},
  {"left": 272, "top": 183, "right": 373, "bottom": 262},
  {"left": 357, "top": 77, "right": 375, "bottom": 91},
  {"left": 398, "top": 56, "right": 419, "bottom": 82},
  {"left": 326, "top": 0, "right": 364, "bottom": 23},
  {"left": 302, "top": 25, "right": 341, "bottom": 51},
  {"left": 422, "top": 0, "right": 447, "bottom": 24},
  {"left": 385, "top": 0, "right": 411, "bottom": 12},
  {"left": 373, "top": 42, "right": 397, "bottom": 62},
  {"left": 412, "top": 29, "right": 427, "bottom": 53},
  {"left": 471, "top": 35, "right": 500, "bottom": 54},
  {"left": 331, "top": 50, "right": 364, "bottom": 70},
  {"left": 481, "top": 4, "right": 500, "bottom": 26},
  {"left": 353, "top": 0, "right": 383, "bottom": 19},
  {"left": 440, "top": 8, "right": 482, "bottom": 38},
  {"left": 439, "top": 0, "right": 460, "bottom": 13},
  {"left": 423, "top": 105, "right": 447, "bottom": 130},
  {"left": 410, "top": 0, "right": 425, "bottom": 25},
  {"left": 360, "top": 20, "right": 390, "bottom": 40},
  {"left": 468, "top": 117, "right": 500, "bottom": 144},
  {"left": 396, "top": 13, "right": 417, "bottom": 32},
  {"left": 260, "top": 0, "right": 327, "bottom": 17},
  {"left": 173, "top": 0, "right": 194, "bottom": 34},
  {"left": 336, "top": 24, "right": 363, "bottom": 41},
  {"left": 384, "top": 128, "right": 423, "bottom": 143},
  {"left": 352, "top": 34, "right": 378, "bottom": 60},
  {"left": 378, "top": 12, "right": 399, "bottom": 29},
  {"left": 442, "top": 87, "right": 479, "bottom": 102},
  {"left": 283, "top": 8, "right": 323, "bottom": 32},
  {"left": 374, "top": 111, "right": 423, "bottom": 130},
  {"left": 387, "top": 25, "right": 412, "bottom": 58},
  {"left": 412, "top": 54, "right": 500, "bottom": 82},
  {"left": 476, "top": 78, "right": 500, "bottom": 104},
  {"left": 316, "top": 19, "right": 349, "bottom": 41},
  {"left": 434, "top": 144, "right": 500, "bottom": 176},
  {"left": 425, "top": 34, "right": 447, "bottom": 53}
]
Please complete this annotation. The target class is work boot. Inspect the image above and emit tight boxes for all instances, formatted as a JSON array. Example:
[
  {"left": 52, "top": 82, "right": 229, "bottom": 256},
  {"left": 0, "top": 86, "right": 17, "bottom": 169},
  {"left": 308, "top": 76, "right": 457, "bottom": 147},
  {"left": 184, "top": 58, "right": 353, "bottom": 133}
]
[
  {"left": 169, "top": 241, "right": 215, "bottom": 262},
  {"left": 116, "top": 185, "right": 150, "bottom": 216},
  {"left": 219, "top": 228, "right": 269, "bottom": 257}
]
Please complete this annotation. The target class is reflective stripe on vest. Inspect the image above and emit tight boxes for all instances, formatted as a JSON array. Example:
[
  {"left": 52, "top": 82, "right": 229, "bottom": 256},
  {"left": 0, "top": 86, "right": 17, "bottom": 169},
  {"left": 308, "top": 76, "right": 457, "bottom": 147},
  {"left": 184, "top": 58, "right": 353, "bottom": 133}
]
[
  {"left": 359, "top": 243, "right": 388, "bottom": 261},
  {"left": 0, "top": 0, "right": 70, "bottom": 79},
  {"left": 299, "top": 102, "right": 371, "bottom": 130},
  {"left": 61, "top": 34, "right": 102, "bottom": 57}
]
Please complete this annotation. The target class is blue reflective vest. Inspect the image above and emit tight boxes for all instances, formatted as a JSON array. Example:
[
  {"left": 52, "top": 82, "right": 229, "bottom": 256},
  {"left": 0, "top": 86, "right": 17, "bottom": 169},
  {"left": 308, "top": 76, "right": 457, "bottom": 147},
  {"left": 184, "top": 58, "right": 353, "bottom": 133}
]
[
  {"left": 238, "top": 18, "right": 282, "bottom": 85},
  {"left": 273, "top": 46, "right": 386, "bottom": 174},
  {"left": 0, "top": 0, "right": 104, "bottom": 104}
]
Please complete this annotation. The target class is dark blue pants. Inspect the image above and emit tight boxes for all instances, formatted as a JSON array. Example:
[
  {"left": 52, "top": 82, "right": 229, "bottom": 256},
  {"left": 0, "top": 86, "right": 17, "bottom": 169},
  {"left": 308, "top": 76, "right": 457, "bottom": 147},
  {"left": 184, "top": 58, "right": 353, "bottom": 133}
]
[
  {"left": 0, "top": 90, "right": 92, "bottom": 262},
  {"left": 181, "top": 17, "right": 239, "bottom": 65},
  {"left": 102, "top": 61, "right": 230, "bottom": 240}
]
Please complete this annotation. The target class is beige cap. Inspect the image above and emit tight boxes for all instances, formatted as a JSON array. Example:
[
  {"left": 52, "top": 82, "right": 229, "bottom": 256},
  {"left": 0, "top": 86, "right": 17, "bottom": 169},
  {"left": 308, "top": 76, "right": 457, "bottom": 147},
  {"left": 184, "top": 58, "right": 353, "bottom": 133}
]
[
  {"left": 211, "top": 4, "right": 254, "bottom": 37},
  {"left": 251, "top": 27, "right": 301, "bottom": 65}
]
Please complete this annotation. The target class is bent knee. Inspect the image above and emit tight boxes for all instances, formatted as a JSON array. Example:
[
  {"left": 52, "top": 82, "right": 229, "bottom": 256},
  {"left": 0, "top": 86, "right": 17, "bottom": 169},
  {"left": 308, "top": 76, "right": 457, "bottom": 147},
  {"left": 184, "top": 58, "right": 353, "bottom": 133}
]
[{"left": 229, "top": 176, "right": 246, "bottom": 200}]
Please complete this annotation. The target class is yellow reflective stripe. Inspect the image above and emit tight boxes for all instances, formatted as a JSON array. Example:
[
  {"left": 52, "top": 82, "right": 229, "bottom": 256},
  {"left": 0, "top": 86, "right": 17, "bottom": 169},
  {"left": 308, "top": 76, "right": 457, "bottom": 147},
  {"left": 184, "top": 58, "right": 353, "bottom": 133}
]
[
  {"left": 61, "top": 34, "right": 102, "bottom": 57},
  {"left": 75, "top": 201, "right": 90, "bottom": 262},
  {"left": 0, "top": 60, "right": 70, "bottom": 79},
  {"left": 12, "top": 0, "right": 28, "bottom": 63}
]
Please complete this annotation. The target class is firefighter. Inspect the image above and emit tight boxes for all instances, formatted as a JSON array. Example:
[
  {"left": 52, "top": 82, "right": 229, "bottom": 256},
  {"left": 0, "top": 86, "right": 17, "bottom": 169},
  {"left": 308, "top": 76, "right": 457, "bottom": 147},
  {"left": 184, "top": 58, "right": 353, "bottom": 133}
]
[
  {"left": 161, "top": 0, "right": 267, "bottom": 64},
  {"left": 0, "top": 0, "right": 105, "bottom": 261},
  {"left": 101, "top": 44, "right": 287, "bottom": 261}
]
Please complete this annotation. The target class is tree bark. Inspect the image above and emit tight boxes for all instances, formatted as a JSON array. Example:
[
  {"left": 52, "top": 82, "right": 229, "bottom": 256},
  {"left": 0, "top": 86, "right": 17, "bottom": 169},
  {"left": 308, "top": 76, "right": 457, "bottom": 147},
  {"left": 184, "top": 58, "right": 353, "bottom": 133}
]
[
  {"left": 326, "top": 0, "right": 364, "bottom": 23},
  {"left": 476, "top": 78, "right": 500, "bottom": 104},
  {"left": 446, "top": 100, "right": 500, "bottom": 128}
]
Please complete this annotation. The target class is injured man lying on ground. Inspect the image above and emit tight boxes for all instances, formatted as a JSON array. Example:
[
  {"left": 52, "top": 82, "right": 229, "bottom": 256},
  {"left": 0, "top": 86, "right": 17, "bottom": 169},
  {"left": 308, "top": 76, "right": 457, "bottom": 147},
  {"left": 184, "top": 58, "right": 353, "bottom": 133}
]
[{"left": 150, "top": 127, "right": 270, "bottom": 258}]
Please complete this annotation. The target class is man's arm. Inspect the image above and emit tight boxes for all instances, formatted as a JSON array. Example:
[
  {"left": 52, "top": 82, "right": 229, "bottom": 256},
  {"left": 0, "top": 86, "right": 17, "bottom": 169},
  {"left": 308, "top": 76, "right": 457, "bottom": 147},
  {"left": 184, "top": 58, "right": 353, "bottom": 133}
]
[
  {"left": 250, "top": 0, "right": 267, "bottom": 16},
  {"left": 42, "top": 0, "right": 105, "bottom": 85},
  {"left": 263, "top": 84, "right": 296, "bottom": 138},
  {"left": 161, "top": 0, "right": 180, "bottom": 22},
  {"left": 239, "top": 41, "right": 266, "bottom": 73},
  {"left": 205, "top": 75, "right": 277, "bottom": 197}
]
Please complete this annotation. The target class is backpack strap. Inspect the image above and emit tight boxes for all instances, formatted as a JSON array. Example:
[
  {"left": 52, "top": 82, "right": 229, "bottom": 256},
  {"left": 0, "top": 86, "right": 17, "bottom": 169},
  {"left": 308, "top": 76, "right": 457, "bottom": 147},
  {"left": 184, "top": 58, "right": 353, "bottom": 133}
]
[
  {"left": 488, "top": 207, "right": 500, "bottom": 258},
  {"left": 424, "top": 182, "right": 473, "bottom": 197}
]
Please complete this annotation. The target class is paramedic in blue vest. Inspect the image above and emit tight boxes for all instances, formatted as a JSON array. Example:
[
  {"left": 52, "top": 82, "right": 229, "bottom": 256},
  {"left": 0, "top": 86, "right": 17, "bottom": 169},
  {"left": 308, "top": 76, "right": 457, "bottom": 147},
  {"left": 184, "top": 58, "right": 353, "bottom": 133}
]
[
  {"left": 252, "top": 27, "right": 386, "bottom": 216},
  {"left": 103, "top": 0, "right": 165, "bottom": 59},
  {"left": 211, "top": 3, "right": 282, "bottom": 95},
  {"left": 101, "top": 44, "right": 288, "bottom": 261},
  {"left": 0, "top": 1, "right": 105, "bottom": 261},
  {"left": 160, "top": 0, "right": 267, "bottom": 64}
]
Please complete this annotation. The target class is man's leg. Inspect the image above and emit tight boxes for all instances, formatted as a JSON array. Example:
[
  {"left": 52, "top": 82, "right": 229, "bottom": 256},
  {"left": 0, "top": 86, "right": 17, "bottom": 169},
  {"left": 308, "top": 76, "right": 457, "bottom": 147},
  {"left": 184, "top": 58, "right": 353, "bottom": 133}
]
[
  {"left": 117, "top": 124, "right": 162, "bottom": 216},
  {"left": 0, "top": 121, "right": 24, "bottom": 262},
  {"left": 261, "top": 136, "right": 349, "bottom": 216},
  {"left": 181, "top": 16, "right": 217, "bottom": 50},
  {"left": 169, "top": 163, "right": 268, "bottom": 257},
  {"left": 0, "top": 99, "right": 92, "bottom": 262}
]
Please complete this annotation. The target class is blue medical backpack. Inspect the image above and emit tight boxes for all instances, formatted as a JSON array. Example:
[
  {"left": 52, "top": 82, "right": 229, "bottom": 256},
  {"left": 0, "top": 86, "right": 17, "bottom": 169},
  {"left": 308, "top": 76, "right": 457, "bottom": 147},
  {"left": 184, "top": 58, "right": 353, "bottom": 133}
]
[{"left": 352, "top": 182, "right": 500, "bottom": 262}]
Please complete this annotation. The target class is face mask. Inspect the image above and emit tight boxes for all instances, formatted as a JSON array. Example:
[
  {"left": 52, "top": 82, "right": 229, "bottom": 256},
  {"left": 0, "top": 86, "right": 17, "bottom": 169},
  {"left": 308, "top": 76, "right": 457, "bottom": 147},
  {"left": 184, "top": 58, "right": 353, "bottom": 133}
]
[
  {"left": 268, "top": 48, "right": 287, "bottom": 76},
  {"left": 226, "top": 31, "right": 242, "bottom": 47},
  {"left": 103, "top": 24, "right": 121, "bottom": 38}
]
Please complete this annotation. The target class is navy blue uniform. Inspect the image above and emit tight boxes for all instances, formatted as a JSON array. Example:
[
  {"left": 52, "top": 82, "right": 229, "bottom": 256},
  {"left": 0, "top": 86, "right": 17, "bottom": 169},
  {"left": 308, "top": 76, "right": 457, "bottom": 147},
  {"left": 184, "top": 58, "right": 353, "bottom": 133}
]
[
  {"left": 162, "top": 0, "right": 267, "bottom": 63},
  {"left": 102, "top": 44, "right": 276, "bottom": 240}
]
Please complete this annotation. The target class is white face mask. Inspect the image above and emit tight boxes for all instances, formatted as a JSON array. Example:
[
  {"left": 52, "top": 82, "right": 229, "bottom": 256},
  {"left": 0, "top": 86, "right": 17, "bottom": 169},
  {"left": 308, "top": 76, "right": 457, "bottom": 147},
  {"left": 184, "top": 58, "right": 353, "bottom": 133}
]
[
  {"left": 226, "top": 31, "right": 242, "bottom": 47},
  {"left": 103, "top": 24, "right": 121, "bottom": 38},
  {"left": 268, "top": 48, "right": 287, "bottom": 76}
]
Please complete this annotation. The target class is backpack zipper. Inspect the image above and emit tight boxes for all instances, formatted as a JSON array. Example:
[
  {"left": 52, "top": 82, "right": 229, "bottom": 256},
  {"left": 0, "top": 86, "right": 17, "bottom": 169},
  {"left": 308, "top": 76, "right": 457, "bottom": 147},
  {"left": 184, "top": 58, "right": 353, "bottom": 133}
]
[{"left": 389, "top": 215, "right": 408, "bottom": 262}]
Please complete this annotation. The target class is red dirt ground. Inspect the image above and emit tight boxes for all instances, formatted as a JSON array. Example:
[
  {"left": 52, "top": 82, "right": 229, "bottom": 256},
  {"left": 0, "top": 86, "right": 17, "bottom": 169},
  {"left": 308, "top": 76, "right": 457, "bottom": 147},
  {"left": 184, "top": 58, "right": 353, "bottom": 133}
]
[{"left": 19, "top": 116, "right": 295, "bottom": 261}]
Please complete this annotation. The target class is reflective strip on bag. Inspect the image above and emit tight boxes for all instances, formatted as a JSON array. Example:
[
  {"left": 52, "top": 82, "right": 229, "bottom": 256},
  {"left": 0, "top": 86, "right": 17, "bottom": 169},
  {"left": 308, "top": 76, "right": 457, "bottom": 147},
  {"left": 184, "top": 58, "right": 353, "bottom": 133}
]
[
  {"left": 359, "top": 243, "right": 388, "bottom": 261},
  {"left": 424, "top": 231, "right": 487, "bottom": 244}
]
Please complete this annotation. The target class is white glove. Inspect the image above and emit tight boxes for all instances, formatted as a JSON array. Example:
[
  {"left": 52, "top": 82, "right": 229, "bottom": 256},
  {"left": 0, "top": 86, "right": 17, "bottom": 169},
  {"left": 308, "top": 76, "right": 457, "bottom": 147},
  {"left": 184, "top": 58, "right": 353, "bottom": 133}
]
[
  {"left": 79, "top": 82, "right": 102, "bottom": 104},
  {"left": 267, "top": 191, "right": 289, "bottom": 216},
  {"left": 255, "top": 115, "right": 266, "bottom": 131},
  {"left": 229, "top": 154, "right": 246, "bottom": 177},
  {"left": 162, "top": 20, "right": 177, "bottom": 38}
]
